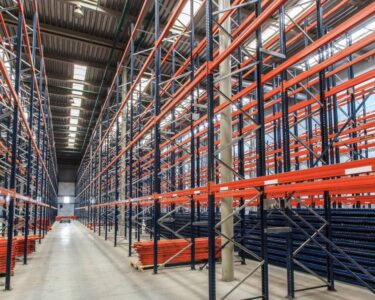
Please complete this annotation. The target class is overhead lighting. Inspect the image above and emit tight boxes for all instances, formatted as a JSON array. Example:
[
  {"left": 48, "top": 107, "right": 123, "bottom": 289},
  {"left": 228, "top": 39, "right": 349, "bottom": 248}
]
[
  {"left": 74, "top": 5, "right": 84, "bottom": 18},
  {"left": 70, "top": 108, "right": 80, "bottom": 117},
  {"left": 68, "top": 138, "right": 75, "bottom": 144},
  {"left": 69, "top": 126, "right": 78, "bottom": 132},
  {"left": 72, "top": 83, "right": 84, "bottom": 96},
  {"left": 69, "top": 132, "right": 77, "bottom": 138},
  {"left": 70, "top": 118, "right": 79, "bottom": 125},
  {"left": 71, "top": 98, "right": 82, "bottom": 107},
  {"left": 73, "top": 64, "right": 87, "bottom": 81}
]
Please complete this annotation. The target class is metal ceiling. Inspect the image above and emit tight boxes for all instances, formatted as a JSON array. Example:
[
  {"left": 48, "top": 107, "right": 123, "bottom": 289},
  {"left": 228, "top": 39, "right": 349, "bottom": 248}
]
[
  {"left": 0, "top": 0, "right": 158, "bottom": 164},
  {"left": 1, "top": 0, "right": 371, "bottom": 165}
]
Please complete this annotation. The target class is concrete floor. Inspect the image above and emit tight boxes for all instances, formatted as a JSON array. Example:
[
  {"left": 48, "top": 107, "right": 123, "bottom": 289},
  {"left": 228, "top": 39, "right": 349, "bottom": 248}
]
[{"left": 1, "top": 221, "right": 373, "bottom": 300}]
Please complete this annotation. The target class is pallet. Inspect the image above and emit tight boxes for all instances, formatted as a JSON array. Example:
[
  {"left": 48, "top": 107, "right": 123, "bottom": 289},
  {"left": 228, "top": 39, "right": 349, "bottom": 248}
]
[{"left": 130, "top": 260, "right": 153, "bottom": 271}]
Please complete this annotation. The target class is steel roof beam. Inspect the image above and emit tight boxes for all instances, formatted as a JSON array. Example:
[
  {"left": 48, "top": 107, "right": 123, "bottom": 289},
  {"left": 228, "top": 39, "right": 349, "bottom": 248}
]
[
  {"left": 38, "top": 53, "right": 116, "bottom": 72},
  {"left": 3, "top": 14, "right": 125, "bottom": 51},
  {"left": 46, "top": 74, "right": 109, "bottom": 89}
]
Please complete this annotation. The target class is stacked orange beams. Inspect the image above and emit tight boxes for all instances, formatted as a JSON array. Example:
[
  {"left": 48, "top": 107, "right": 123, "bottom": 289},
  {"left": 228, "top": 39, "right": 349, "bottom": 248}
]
[
  {"left": 133, "top": 238, "right": 221, "bottom": 266},
  {"left": 0, "top": 238, "right": 16, "bottom": 274},
  {"left": 14, "top": 235, "right": 41, "bottom": 257},
  {"left": 55, "top": 216, "right": 78, "bottom": 221}
]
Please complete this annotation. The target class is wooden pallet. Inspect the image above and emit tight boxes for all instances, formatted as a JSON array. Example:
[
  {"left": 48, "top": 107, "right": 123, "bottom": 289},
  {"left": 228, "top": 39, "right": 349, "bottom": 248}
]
[{"left": 130, "top": 260, "right": 153, "bottom": 271}]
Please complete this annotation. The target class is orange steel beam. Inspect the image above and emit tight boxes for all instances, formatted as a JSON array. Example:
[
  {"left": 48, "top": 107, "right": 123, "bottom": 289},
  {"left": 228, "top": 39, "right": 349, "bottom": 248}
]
[
  {"left": 76, "top": 0, "right": 289, "bottom": 197},
  {"left": 127, "top": 11, "right": 375, "bottom": 171}
]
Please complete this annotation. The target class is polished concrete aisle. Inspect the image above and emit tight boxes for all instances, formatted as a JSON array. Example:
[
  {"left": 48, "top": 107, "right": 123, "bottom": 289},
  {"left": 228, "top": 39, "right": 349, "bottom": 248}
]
[{"left": 1, "top": 221, "right": 373, "bottom": 300}]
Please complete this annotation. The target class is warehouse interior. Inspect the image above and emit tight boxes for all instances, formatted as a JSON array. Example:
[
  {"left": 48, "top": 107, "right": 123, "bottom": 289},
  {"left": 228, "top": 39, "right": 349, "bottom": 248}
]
[{"left": 0, "top": 0, "right": 375, "bottom": 299}]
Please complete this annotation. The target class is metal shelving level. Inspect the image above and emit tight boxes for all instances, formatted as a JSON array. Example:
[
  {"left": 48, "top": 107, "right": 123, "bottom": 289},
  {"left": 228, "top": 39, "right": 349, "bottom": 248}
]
[
  {"left": 0, "top": 0, "right": 58, "bottom": 290},
  {"left": 75, "top": 0, "right": 375, "bottom": 299}
]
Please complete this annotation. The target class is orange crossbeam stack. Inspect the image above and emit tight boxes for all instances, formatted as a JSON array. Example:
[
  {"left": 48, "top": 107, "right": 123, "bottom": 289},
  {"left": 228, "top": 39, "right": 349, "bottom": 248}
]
[
  {"left": 14, "top": 235, "right": 42, "bottom": 257},
  {"left": 133, "top": 238, "right": 221, "bottom": 266},
  {"left": 56, "top": 216, "right": 78, "bottom": 221},
  {"left": 0, "top": 238, "right": 16, "bottom": 274}
]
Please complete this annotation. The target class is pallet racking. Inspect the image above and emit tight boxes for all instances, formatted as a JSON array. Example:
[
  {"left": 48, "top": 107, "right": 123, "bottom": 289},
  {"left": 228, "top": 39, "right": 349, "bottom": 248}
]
[
  {"left": 76, "top": 0, "right": 375, "bottom": 299},
  {"left": 0, "top": 0, "right": 58, "bottom": 290}
]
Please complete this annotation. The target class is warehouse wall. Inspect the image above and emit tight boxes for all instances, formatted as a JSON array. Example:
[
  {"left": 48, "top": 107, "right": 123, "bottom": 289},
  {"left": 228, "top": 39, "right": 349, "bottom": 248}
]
[{"left": 58, "top": 164, "right": 77, "bottom": 217}]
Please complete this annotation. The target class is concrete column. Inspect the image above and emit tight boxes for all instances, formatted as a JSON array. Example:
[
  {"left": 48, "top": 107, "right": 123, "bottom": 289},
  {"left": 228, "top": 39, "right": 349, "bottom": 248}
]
[
  {"left": 219, "top": 0, "right": 234, "bottom": 281},
  {"left": 119, "top": 67, "right": 127, "bottom": 237}
]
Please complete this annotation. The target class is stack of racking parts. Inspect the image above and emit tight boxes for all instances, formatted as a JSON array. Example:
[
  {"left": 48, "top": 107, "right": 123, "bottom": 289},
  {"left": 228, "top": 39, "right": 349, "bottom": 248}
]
[
  {"left": 76, "top": 0, "right": 375, "bottom": 299},
  {"left": 0, "top": 0, "right": 58, "bottom": 290}
]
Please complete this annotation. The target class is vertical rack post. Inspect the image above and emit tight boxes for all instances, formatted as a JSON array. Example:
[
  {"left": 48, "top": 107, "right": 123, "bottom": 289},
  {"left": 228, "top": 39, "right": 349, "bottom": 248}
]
[
  {"left": 236, "top": 5, "right": 246, "bottom": 266},
  {"left": 189, "top": 0, "right": 196, "bottom": 271},
  {"left": 255, "top": 1, "right": 268, "bottom": 299},
  {"left": 5, "top": 12, "right": 23, "bottom": 291},
  {"left": 279, "top": 5, "right": 294, "bottom": 298},
  {"left": 153, "top": 0, "right": 161, "bottom": 275},
  {"left": 34, "top": 58, "right": 43, "bottom": 235},
  {"left": 128, "top": 23, "right": 135, "bottom": 257},
  {"left": 114, "top": 62, "right": 121, "bottom": 247},
  {"left": 98, "top": 123, "right": 102, "bottom": 236},
  {"left": 316, "top": 0, "right": 334, "bottom": 291},
  {"left": 24, "top": 11, "right": 37, "bottom": 265},
  {"left": 105, "top": 110, "right": 109, "bottom": 241},
  {"left": 206, "top": 0, "right": 216, "bottom": 298}
]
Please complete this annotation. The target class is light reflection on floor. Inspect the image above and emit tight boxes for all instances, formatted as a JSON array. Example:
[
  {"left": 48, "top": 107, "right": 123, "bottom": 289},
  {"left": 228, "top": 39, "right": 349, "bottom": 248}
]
[{"left": 59, "top": 223, "right": 71, "bottom": 245}]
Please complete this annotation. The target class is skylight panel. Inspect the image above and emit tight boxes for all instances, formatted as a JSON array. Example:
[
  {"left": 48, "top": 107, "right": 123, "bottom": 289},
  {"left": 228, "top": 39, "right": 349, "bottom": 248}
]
[
  {"left": 68, "top": 138, "right": 75, "bottom": 144},
  {"left": 73, "top": 64, "right": 87, "bottom": 81},
  {"left": 171, "top": 0, "right": 203, "bottom": 34},
  {"left": 72, "top": 83, "right": 84, "bottom": 96},
  {"left": 71, "top": 98, "right": 82, "bottom": 107},
  {"left": 69, "top": 126, "right": 78, "bottom": 132},
  {"left": 69, "top": 132, "right": 77, "bottom": 138},
  {"left": 70, "top": 108, "right": 80, "bottom": 117},
  {"left": 72, "top": 83, "right": 84, "bottom": 90},
  {"left": 70, "top": 118, "right": 79, "bottom": 125}
]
